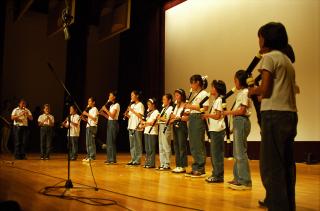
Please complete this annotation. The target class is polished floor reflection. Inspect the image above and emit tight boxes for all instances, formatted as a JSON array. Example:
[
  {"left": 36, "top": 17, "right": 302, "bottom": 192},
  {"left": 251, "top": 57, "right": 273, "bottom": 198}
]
[{"left": 0, "top": 153, "right": 319, "bottom": 211}]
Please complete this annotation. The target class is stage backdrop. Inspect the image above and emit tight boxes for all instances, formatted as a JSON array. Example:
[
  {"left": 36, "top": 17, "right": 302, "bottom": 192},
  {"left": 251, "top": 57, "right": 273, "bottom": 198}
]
[{"left": 165, "top": 0, "right": 320, "bottom": 142}]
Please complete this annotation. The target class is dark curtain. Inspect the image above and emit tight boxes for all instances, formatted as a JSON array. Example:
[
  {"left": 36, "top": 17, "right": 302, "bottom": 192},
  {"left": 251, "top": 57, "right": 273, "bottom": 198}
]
[
  {"left": 118, "top": 1, "right": 165, "bottom": 103},
  {"left": 117, "top": 1, "right": 165, "bottom": 151},
  {"left": 0, "top": 0, "right": 6, "bottom": 102}
]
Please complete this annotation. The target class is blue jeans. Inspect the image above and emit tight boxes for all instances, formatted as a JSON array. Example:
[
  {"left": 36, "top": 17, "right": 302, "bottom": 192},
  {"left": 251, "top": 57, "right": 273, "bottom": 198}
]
[
  {"left": 128, "top": 129, "right": 143, "bottom": 164},
  {"left": 106, "top": 120, "right": 119, "bottom": 162},
  {"left": 69, "top": 136, "right": 79, "bottom": 159},
  {"left": 232, "top": 116, "right": 252, "bottom": 186},
  {"left": 260, "top": 111, "right": 297, "bottom": 211},
  {"left": 158, "top": 124, "right": 172, "bottom": 168},
  {"left": 144, "top": 134, "right": 157, "bottom": 166},
  {"left": 40, "top": 126, "right": 54, "bottom": 158},
  {"left": 86, "top": 126, "right": 97, "bottom": 159},
  {"left": 188, "top": 113, "right": 206, "bottom": 173},
  {"left": 209, "top": 130, "right": 225, "bottom": 180},
  {"left": 13, "top": 126, "right": 29, "bottom": 159},
  {"left": 173, "top": 121, "right": 188, "bottom": 168}
]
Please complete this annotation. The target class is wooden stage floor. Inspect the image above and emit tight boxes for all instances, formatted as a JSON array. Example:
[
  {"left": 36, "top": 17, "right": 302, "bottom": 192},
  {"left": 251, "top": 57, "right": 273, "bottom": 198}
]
[{"left": 0, "top": 153, "right": 319, "bottom": 211}]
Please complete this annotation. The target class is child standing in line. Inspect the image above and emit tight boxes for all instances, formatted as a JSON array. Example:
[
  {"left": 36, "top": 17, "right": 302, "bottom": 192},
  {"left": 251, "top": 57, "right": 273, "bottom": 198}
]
[
  {"left": 184, "top": 75, "right": 209, "bottom": 178},
  {"left": 11, "top": 99, "right": 33, "bottom": 160},
  {"left": 203, "top": 80, "right": 227, "bottom": 183},
  {"left": 171, "top": 89, "right": 189, "bottom": 173},
  {"left": 100, "top": 91, "right": 120, "bottom": 165},
  {"left": 38, "top": 104, "right": 54, "bottom": 160},
  {"left": 249, "top": 22, "right": 298, "bottom": 210},
  {"left": 142, "top": 98, "right": 159, "bottom": 168},
  {"left": 157, "top": 94, "right": 174, "bottom": 171},
  {"left": 223, "top": 70, "right": 252, "bottom": 190},
  {"left": 125, "top": 90, "right": 145, "bottom": 166},
  {"left": 62, "top": 105, "right": 80, "bottom": 161},
  {"left": 82, "top": 97, "right": 99, "bottom": 162}
]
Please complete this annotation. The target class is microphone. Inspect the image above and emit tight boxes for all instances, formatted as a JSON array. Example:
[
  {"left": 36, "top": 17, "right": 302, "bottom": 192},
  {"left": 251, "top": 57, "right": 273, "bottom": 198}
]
[{"left": 61, "top": 8, "right": 73, "bottom": 40}]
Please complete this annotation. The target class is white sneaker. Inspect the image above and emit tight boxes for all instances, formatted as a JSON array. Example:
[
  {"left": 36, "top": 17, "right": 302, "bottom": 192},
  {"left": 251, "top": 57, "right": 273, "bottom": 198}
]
[{"left": 172, "top": 167, "right": 186, "bottom": 173}]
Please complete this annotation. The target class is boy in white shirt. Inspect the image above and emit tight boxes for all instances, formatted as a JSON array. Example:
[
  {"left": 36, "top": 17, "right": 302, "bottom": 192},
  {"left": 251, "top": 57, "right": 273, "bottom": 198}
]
[
  {"left": 11, "top": 99, "right": 33, "bottom": 160},
  {"left": 38, "top": 104, "right": 54, "bottom": 160},
  {"left": 82, "top": 97, "right": 99, "bottom": 161},
  {"left": 62, "top": 105, "right": 80, "bottom": 160},
  {"left": 203, "top": 80, "right": 226, "bottom": 183}
]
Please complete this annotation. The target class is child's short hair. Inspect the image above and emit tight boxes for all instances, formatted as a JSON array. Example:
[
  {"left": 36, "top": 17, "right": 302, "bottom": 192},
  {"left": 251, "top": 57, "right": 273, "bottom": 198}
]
[
  {"left": 43, "top": 104, "right": 50, "bottom": 110},
  {"left": 211, "top": 80, "right": 227, "bottom": 96},
  {"left": 235, "top": 70, "right": 248, "bottom": 88}
]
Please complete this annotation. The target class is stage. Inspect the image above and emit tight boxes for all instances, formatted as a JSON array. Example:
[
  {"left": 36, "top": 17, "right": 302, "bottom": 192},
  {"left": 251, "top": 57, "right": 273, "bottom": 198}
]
[{"left": 0, "top": 153, "right": 319, "bottom": 211}]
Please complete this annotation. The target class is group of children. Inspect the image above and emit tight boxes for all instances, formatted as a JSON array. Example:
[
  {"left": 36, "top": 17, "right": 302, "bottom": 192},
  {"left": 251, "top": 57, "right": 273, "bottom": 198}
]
[
  {"left": 9, "top": 22, "right": 297, "bottom": 210},
  {"left": 123, "top": 72, "right": 252, "bottom": 191}
]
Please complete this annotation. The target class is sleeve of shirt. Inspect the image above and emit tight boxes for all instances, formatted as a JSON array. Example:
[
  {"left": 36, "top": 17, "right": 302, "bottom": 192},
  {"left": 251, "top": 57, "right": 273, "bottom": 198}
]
[
  {"left": 150, "top": 110, "right": 159, "bottom": 122},
  {"left": 115, "top": 103, "right": 120, "bottom": 113},
  {"left": 51, "top": 115, "right": 55, "bottom": 124},
  {"left": 240, "top": 90, "right": 249, "bottom": 107},
  {"left": 215, "top": 98, "right": 223, "bottom": 111},
  {"left": 38, "top": 115, "right": 42, "bottom": 122},
  {"left": 260, "top": 54, "right": 275, "bottom": 74},
  {"left": 93, "top": 107, "right": 99, "bottom": 117},
  {"left": 11, "top": 108, "right": 17, "bottom": 116},
  {"left": 137, "top": 103, "right": 144, "bottom": 115},
  {"left": 74, "top": 115, "right": 80, "bottom": 123},
  {"left": 202, "top": 91, "right": 210, "bottom": 106},
  {"left": 167, "top": 106, "right": 173, "bottom": 114}
]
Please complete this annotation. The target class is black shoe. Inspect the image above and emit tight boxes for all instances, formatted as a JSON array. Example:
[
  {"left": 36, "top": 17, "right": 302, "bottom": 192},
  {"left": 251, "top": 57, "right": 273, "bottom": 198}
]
[
  {"left": 258, "top": 199, "right": 267, "bottom": 208},
  {"left": 146, "top": 165, "right": 155, "bottom": 169},
  {"left": 205, "top": 176, "right": 224, "bottom": 183},
  {"left": 126, "top": 161, "right": 134, "bottom": 165}
]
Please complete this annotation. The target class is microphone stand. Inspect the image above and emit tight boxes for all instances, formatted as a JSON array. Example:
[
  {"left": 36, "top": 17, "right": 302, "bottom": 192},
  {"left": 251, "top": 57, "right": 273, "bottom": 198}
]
[{"left": 47, "top": 62, "right": 78, "bottom": 188}]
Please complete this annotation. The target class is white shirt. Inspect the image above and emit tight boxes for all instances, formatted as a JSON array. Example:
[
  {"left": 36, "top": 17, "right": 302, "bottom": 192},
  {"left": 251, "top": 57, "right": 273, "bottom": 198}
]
[
  {"left": 108, "top": 103, "right": 120, "bottom": 120},
  {"left": 208, "top": 97, "right": 225, "bottom": 132},
  {"left": 173, "top": 104, "right": 184, "bottom": 118},
  {"left": 190, "top": 90, "right": 209, "bottom": 114},
  {"left": 144, "top": 110, "right": 160, "bottom": 135},
  {"left": 66, "top": 114, "right": 80, "bottom": 137},
  {"left": 38, "top": 114, "right": 54, "bottom": 126},
  {"left": 158, "top": 106, "right": 173, "bottom": 124},
  {"left": 259, "top": 50, "right": 297, "bottom": 112},
  {"left": 233, "top": 88, "right": 251, "bottom": 116},
  {"left": 87, "top": 107, "right": 99, "bottom": 127},
  {"left": 11, "top": 107, "right": 32, "bottom": 126},
  {"left": 128, "top": 102, "right": 145, "bottom": 130}
]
